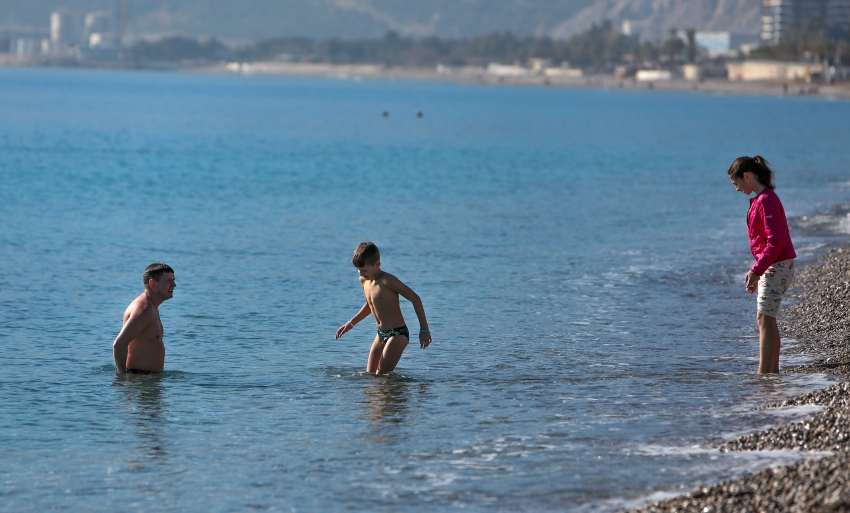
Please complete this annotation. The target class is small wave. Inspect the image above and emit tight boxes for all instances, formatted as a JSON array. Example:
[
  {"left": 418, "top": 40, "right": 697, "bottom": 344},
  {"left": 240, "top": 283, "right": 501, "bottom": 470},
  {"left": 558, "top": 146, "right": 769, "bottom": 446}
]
[
  {"left": 761, "top": 403, "right": 825, "bottom": 419},
  {"left": 323, "top": 366, "right": 416, "bottom": 382},
  {"left": 788, "top": 205, "right": 850, "bottom": 237}
]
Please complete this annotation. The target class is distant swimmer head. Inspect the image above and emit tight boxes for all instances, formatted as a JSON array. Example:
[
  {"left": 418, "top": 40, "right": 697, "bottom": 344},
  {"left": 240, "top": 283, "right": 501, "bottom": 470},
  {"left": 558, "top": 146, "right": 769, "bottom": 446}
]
[
  {"left": 143, "top": 262, "right": 176, "bottom": 299},
  {"left": 352, "top": 242, "right": 381, "bottom": 278},
  {"left": 728, "top": 155, "right": 775, "bottom": 194}
]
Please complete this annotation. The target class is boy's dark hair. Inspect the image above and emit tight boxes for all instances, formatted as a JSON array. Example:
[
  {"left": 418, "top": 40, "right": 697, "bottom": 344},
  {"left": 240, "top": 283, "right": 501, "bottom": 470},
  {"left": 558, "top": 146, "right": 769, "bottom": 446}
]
[
  {"left": 352, "top": 242, "right": 380, "bottom": 267},
  {"left": 143, "top": 263, "right": 174, "bottom": 286},
  {"left": 727, "top": 155, "right": 775, "bottom": 190}
]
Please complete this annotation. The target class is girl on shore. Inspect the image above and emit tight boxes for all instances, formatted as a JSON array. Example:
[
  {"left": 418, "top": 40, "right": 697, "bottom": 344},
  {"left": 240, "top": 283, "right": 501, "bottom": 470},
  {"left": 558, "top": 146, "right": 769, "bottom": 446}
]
[{"left": 728, "top": 156, "right": 796, "bottom": 374}]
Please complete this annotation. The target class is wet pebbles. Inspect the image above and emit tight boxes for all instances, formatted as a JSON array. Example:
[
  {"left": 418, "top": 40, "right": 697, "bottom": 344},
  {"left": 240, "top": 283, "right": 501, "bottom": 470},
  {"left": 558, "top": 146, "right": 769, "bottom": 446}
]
[{"left": 626, "top": 247, "right": 850, "bottom": 513}]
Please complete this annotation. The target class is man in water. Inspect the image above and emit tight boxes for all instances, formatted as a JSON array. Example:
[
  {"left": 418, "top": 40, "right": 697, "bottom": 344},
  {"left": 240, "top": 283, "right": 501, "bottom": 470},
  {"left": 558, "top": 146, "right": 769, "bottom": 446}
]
[{"left": 112, "top": 263, "right": 176, "bottom": 374}]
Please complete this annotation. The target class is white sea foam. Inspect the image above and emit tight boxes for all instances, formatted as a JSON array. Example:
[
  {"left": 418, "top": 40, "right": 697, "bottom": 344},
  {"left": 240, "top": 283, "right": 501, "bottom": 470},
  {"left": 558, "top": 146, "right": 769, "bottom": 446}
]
[
  {"left": 840, "top": 212, "right": 850, "bottom": 234},
  {"left": 604, "top": 446, "right": 832, "bottom": 512},
  {"left": 782, "top": 373, "right": 840, "bottom": 395},
  {"left": 762, "top": 404, "right": 826, "bottom": 419}
]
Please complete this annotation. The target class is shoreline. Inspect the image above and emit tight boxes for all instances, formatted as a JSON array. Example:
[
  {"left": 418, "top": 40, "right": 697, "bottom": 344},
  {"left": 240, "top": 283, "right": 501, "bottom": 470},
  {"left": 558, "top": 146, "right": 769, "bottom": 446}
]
[
  {"left": 626, "top": 246, "right": 850, "bottom": 513},
  {"left": 3, "top": 58, "right": 850, "bottom": 100},
  {"left": 198, "top": 62, "right": 850, "bottom": 100}
]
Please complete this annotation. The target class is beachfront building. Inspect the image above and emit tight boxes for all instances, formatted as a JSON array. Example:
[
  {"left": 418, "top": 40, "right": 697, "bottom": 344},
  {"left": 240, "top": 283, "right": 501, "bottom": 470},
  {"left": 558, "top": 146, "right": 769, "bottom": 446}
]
[
  {"left": 84, "top": 11, "right": 115, "bottom": 48},
  {"left": 636, "top": 69, "right": 673, "bottom": 82},
  {"left": 48, "top": 8, "right": 81, "bottom": 55},
  {"left": 0, "top": 25, "right": 49, "bottom": 58},
  {"left": 486, "top": 63, "right": 528, "bottom": 77},
  {"left": 695, "top": 32, "right": 761, "bottom": 57},
  {"left": 727, "top": 60, "right": 823, "bottom": 80}
]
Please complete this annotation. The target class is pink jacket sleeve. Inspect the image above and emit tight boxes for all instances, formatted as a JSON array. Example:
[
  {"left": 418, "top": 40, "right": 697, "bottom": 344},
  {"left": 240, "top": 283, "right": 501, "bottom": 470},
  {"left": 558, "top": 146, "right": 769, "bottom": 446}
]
[{"left": 750, "top": 196, "right": 790, "bottom": 276}]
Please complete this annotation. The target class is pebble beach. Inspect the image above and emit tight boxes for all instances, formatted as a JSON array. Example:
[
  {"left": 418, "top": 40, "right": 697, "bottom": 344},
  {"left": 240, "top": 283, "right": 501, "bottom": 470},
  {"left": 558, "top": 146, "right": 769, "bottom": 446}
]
[{"left": 628, "top": 246, "right": 850, "bottom": 513}]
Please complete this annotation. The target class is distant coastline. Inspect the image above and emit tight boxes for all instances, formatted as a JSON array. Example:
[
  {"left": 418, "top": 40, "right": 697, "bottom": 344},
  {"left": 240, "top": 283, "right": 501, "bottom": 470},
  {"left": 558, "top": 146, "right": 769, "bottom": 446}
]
[
  {"left": 201, "top": 62, "right": 850, "bottom": 100},
  {"left": 3, "top": 56, "right": 850, "bottom": 100}
]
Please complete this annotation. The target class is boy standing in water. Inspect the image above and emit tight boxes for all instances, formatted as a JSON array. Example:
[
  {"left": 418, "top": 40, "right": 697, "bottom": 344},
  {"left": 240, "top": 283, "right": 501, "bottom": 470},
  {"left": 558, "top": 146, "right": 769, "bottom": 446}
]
[{"left": 335, "top": 242, "right": 432, "bottom": 374}]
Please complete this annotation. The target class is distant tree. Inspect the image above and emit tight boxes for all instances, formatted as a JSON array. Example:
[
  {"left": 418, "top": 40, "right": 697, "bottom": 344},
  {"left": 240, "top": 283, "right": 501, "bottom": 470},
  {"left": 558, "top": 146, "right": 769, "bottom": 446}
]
[
  {"left": 313, "top": 31, "right": 415, "bottom": 65},
  {"left": 222, "top": 20, "right": 662, "bottom": 71},
  {"left": 132, "top": 36, "right": 229, "bottom": 62},
  {"left": 686, "top": 29, "right": 696, "bottom": 63},
  {"left": 836, "top": 40, "right": 850, "bottom": 65},
  {"left": 634, "top": 40, "right": 660, "bottom": 65},
  {"left": 663, "top": 28, "right": 685, "bottom": 66},
  {"left": 464, "top": 31, "right": 528, "bottom": 63},
  {"left": 550, "top": 20, "right": 638, "bottom": 71},
  {"left": 233, "top": 36, "right": 314, "bottom": 62}
]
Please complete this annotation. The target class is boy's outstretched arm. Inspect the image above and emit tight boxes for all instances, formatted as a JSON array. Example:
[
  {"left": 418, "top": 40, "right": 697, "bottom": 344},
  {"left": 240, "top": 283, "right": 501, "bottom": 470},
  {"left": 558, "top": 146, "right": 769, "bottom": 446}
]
[
  {"left": 335, "top": 303, "right": 371, "bottom": 339},
  {"left": 390, "top": 278, "right": 431, "bottom": 349}
]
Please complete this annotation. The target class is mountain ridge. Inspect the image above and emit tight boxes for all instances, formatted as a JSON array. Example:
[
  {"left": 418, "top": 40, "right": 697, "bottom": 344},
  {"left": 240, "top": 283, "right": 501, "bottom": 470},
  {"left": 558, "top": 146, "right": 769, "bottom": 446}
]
[{"left": 0, "top": 0, "right": 760, "bottom": 41}]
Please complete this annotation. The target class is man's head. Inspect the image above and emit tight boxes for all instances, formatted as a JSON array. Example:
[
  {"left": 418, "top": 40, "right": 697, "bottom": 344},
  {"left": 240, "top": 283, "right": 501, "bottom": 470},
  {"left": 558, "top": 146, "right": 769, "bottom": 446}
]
[
  {"left": 143, "top": 263, "right": 176, "bottom": 301},
  {"left": 352, "top": 242, "right": 381, "bottom": 280}
]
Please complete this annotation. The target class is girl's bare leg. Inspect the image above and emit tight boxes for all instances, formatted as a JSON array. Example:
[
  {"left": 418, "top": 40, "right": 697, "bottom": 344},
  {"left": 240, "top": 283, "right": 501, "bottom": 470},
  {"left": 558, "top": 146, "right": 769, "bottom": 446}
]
[
  {"left": 770, "top": 317, "right": 781, "bottom": 373},
  {"left": 376, "top": 335, "right": 409, "bottom": 375},
  {"left": 366, "top": 335, "right": 383, "bottom": 374},
  {"left": 757, "top": 312, "right": 781, "bottom": 374}
]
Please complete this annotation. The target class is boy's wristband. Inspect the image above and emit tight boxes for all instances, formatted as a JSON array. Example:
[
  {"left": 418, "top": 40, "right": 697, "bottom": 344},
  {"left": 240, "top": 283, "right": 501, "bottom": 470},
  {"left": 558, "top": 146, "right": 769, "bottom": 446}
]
[{"left": 419, "top": 328, "right": 429, "bottom": 333}]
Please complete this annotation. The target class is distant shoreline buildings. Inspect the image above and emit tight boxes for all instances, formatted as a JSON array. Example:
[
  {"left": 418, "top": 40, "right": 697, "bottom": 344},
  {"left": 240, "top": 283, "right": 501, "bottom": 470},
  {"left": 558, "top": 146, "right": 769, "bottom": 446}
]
[
  {"left": 0, "top": 1, "right": 848, "bottom": 86},
  {"left": 1, "top": 1, "right": 128, "bottom": 60}
]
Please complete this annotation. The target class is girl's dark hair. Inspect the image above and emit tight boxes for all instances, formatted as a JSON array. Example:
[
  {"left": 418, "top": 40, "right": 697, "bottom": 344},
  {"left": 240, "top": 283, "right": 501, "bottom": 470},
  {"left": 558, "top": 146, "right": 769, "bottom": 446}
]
[{"left": 727, "top": 155, "right": 775, "bottom": 190}]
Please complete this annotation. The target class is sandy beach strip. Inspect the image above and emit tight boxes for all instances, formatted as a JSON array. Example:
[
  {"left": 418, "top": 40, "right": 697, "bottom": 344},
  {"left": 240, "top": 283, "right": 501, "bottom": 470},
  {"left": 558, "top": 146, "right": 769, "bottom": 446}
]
[
  {"left": 626, "top": 246, "right": 850, "bottom": 513},
  {"left": 201, "top": 62, "right": 850, "bottom": 101}
]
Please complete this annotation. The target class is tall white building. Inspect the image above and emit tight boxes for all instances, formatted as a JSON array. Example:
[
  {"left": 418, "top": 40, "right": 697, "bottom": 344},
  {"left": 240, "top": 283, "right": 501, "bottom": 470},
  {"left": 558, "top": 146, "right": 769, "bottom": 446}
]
[
  {"left": 828, "top": 0, "right": 850, "bottom": 33},
  {"left": 50, "top": 9, "right": 80, "bottom": 46},
  {"left": 761, "top": 0, "right": 793, "bottom": 43},
  {"left": 760, "top": 0, "right": 848, "bottom": 43}
]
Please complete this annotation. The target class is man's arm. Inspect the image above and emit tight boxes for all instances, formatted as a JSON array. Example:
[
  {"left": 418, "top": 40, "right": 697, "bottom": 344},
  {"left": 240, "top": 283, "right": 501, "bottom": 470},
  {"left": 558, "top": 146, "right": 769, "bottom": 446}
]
[
  {"left": 388, "top": 277, "right": 431, "bottom": 348},
  {"left": 336, "top": 302, "right": 372, "bottom": 339},
  {"left": 112, "top": 308, "right": 152, "bottom": 373}
]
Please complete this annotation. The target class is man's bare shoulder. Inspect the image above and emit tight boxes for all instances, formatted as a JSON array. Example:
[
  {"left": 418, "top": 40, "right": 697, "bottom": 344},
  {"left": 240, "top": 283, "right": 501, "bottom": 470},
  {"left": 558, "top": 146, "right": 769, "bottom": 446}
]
[{"left": 125, "top": 293, "right": 156, "bottom": 319}]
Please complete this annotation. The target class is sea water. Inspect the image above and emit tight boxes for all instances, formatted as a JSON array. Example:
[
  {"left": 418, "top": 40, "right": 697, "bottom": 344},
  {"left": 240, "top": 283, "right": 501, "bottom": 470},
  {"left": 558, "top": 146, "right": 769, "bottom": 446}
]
[{"left": 1, "top": 67, "right": 849, "bottom": 512}]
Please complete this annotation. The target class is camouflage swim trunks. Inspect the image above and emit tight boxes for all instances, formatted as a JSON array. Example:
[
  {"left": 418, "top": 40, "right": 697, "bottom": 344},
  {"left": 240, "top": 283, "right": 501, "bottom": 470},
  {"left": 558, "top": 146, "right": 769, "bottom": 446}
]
[{"left": 757, "top": 259, "right": 795, "bottom": 318}]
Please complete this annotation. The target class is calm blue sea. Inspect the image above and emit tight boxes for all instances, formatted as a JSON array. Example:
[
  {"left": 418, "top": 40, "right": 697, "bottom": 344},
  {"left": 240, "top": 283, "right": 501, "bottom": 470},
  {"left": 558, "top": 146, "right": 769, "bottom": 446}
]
[{"left": 1, "top": 67, "right": 850, "bottom": 512}]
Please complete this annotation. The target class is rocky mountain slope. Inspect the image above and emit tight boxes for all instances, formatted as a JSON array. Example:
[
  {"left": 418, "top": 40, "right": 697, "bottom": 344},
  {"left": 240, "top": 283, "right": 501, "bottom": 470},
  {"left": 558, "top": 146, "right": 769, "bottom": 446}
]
[{"left": 0, "top": 0, "right": 760, "bottom": 41}]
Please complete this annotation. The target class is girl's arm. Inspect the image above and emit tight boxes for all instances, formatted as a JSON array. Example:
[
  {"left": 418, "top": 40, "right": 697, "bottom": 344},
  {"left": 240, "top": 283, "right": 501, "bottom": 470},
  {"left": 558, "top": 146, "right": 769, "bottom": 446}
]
[
  {"left": 335, "top": 303, "right": 371, "bottom": 339},
  {"left": 751, "top": 198, "right": 791, "bottom": 275}
]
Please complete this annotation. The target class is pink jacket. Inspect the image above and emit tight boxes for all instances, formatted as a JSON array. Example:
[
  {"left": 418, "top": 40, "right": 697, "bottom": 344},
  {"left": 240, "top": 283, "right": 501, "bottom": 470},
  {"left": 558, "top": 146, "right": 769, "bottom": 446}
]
[{"left": 747, "top": 188, "right": 796, "bottom": 275}]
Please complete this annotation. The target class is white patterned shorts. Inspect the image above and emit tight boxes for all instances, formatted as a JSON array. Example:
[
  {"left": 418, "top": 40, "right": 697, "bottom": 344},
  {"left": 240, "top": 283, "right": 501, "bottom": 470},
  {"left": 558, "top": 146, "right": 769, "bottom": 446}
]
[{"left": 757, "top": 259, "right": 795, "bottom": 318}]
